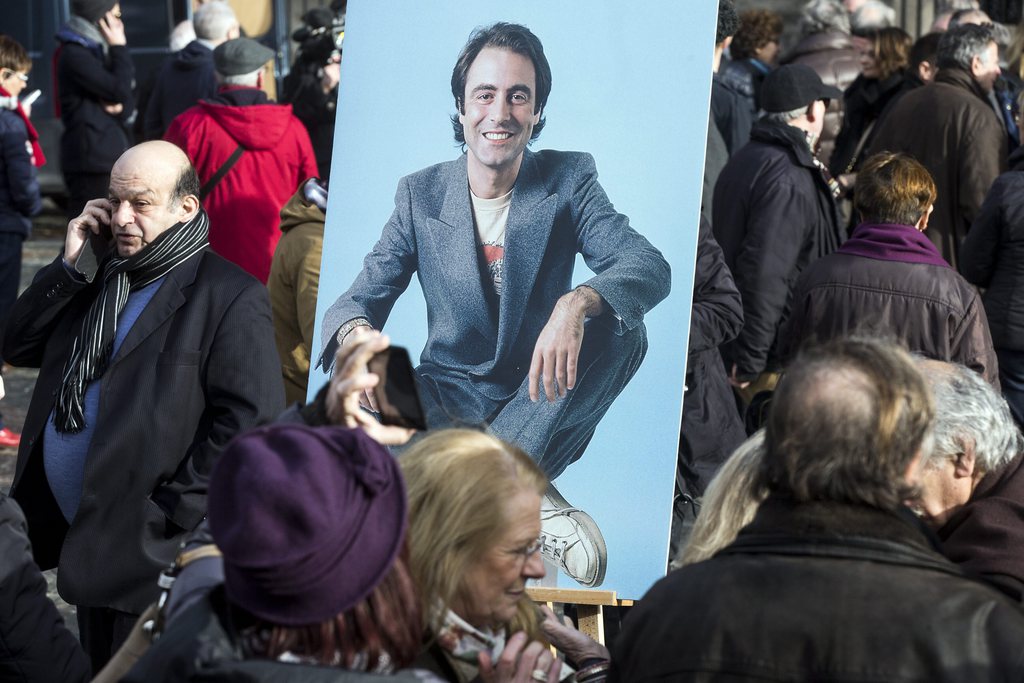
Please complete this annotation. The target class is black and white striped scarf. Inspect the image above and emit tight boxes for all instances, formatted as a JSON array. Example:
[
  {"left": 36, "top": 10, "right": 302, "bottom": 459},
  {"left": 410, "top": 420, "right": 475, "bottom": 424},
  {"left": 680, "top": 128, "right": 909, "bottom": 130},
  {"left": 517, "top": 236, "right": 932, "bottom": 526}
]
[{"left": 54, "top": 210, "right": 210, "bottom": 433}]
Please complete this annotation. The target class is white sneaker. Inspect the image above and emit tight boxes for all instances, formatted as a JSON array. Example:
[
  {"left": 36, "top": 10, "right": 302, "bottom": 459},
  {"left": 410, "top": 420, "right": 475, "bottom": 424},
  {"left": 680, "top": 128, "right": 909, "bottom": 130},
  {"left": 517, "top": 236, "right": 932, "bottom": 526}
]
[{"left": 540, "top": 484, "right": 608, "bottom": 587}]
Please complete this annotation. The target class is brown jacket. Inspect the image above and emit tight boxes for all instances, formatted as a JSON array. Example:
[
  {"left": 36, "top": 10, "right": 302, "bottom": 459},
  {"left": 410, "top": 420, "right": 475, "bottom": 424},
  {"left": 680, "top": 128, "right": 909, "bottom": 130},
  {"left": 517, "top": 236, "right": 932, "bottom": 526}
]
[
  {"left": 782, "top": 251, "right": 998, "bottom": 387},
  {"left": 868, "top": 68, "right": 1008, "bottom": 270},
  {"left": 268, "top": 183, "right": 325, "bottom": 405}
]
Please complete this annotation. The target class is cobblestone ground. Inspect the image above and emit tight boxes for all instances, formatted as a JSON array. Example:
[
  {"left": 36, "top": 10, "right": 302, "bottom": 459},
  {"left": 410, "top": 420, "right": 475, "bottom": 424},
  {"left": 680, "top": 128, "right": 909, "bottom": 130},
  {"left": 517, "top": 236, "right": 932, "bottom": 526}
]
[{"left": 2, "top": 204, "right": 77, "bottom": 635}]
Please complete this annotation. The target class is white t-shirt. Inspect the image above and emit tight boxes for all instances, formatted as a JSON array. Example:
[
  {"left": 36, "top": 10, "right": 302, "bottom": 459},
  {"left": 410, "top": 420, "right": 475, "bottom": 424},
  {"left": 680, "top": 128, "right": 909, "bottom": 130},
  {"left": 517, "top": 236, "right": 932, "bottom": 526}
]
[{"left": 470, "top": 188, "right": 512, "bottom": 295}]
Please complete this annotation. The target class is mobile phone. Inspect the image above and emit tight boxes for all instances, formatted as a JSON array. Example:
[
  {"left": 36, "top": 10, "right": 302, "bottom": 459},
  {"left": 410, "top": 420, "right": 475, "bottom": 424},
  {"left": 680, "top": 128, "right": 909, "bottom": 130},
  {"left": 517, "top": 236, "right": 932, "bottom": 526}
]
[
  {"left": 21, "top": 89, "right": 41, "bottom": 108},
  {"left": 77, "top": 209, "right": 114, "bottom": 274},
  {"left": 367, "top": 346, "right": 428, "bottom": 430}
]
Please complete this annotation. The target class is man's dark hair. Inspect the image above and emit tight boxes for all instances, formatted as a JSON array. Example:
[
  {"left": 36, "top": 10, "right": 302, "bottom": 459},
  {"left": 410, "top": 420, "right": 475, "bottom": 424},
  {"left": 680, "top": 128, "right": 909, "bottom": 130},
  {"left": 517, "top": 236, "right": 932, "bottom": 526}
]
[
  {"left": 936, "top": 23, "right": 996, "bottom": 71},
  {"left": 909, "top": 32, "right": 942, "bottom": 73},
  {"left": 763, "top": 338, "right": 934, "bottom": 511},
  {"left": 730, "top": 10, "right": 783, "bottom": 61},
  {"left": 450, "top": 22, "right": 551, "bottom": 144},
  {"left": 171, "top": 163, "right": 201, "bottom": 207},
  {"left": 717, "top": 0, "right": 740, "bottom": 45}
]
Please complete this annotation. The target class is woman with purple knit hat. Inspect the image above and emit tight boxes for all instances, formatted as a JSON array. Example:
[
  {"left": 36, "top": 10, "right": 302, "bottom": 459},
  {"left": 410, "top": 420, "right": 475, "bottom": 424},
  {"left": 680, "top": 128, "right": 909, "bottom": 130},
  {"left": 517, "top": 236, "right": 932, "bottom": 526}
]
[
  {"left": 781, "top": 151, "right": 998, "bottom": 386},
  {"left": 121, "top": 423, "right": 433, "bottom": 681}
]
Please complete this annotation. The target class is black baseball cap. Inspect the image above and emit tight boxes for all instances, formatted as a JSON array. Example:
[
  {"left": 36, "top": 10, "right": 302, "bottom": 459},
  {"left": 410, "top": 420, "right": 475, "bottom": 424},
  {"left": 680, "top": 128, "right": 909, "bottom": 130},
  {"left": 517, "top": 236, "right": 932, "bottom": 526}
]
[{"left": 761, "top": 64, "right": 842, "bottom": 113}]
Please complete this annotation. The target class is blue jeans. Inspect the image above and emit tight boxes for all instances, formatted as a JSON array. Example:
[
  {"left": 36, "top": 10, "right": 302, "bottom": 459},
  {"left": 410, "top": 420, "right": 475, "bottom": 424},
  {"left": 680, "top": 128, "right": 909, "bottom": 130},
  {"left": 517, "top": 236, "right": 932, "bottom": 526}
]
[{"left": 416, "top": 320, "right": 648, "bottom": 479}]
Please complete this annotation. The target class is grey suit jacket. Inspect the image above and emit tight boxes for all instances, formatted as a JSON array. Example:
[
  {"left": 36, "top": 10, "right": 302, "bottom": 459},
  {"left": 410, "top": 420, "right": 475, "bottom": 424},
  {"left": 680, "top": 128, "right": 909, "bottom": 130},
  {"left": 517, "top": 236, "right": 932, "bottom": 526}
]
[{"left": 322, "top": 148, "right": 671, "bottom": 401}]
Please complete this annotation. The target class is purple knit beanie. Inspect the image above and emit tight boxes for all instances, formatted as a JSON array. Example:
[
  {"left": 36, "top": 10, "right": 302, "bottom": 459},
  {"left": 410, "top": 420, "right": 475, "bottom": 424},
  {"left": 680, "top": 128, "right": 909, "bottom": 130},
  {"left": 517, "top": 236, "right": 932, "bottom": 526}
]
[{"left": 208, "top": 424, "right": 407, "bottom": 626}]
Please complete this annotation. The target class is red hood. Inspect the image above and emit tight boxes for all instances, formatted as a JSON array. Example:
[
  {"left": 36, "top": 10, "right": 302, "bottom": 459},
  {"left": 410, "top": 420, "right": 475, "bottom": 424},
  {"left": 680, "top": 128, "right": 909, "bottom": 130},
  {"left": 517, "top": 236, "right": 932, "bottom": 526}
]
[{"left": 197, "top": 100, "right": 296, "bottom": 150}]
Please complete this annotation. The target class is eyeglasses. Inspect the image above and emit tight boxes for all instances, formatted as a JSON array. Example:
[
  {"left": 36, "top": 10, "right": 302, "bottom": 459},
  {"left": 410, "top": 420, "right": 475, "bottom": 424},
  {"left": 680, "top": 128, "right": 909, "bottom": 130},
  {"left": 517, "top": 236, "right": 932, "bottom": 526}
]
[
  {"left": 508, "top": 536, "right": 543, "bottom": 565},
  {"left": 2, "top": 70, "right": 28, "bottom": 83}
]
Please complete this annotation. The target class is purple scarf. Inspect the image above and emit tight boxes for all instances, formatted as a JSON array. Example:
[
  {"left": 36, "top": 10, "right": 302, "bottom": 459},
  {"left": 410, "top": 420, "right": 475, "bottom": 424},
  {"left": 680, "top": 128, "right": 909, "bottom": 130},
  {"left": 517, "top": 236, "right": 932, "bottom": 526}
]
[{"left": 837, "top": 223, "right": 950, "bottom": 268}]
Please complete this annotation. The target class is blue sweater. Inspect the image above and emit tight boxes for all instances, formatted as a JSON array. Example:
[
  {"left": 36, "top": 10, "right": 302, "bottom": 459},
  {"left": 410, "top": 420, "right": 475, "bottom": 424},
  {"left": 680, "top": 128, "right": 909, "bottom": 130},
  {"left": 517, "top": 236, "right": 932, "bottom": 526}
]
[{"left": 44, "top": 277, "right": 164, "bottom": 522}]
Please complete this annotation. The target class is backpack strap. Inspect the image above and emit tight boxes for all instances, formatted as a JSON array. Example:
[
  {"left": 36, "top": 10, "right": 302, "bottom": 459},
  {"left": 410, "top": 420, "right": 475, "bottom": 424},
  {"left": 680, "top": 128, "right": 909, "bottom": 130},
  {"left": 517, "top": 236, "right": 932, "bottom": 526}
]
[{"left": 199, "top": 145, "right": 244, "bottom": 200}]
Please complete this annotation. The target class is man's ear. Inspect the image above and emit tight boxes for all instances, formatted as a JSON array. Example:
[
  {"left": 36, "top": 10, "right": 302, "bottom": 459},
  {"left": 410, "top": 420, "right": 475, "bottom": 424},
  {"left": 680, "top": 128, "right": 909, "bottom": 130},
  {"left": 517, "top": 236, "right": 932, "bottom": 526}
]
[
  {"left": 178, "top": 193, "right": 200, "bottom": 221},
  {"left": 918, "top": 60, "right": 934, "bottom": 82},
  {"left": 970, "top": 53, "right": 984, "bottom": 79},
  {"left": 953, "top": 445, "right": 978, "bottom": 480},
  {"left": 805, "top": 102, "right": 822, "bottom": 123}
]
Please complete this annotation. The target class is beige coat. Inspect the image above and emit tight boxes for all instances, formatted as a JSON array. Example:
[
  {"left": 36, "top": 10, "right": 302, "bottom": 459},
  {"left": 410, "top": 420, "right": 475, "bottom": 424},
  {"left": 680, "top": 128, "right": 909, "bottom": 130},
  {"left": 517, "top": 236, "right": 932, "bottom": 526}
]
[{"left": 268, "top": 184, "right": 325, "bottom": 405}]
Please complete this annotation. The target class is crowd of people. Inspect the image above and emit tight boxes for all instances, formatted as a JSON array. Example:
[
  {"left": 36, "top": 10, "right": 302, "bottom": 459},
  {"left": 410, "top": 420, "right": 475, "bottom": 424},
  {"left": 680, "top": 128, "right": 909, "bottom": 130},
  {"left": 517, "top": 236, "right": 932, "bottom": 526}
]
[{"left": 1, "top": 0, "right": 1024, "bottom": 680}]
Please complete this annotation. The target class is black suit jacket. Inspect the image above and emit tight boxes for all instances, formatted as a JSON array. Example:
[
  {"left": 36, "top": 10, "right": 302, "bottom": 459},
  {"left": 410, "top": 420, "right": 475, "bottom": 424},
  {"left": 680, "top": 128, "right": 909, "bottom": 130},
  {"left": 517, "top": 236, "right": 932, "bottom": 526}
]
[{"left": 3, "top": 249, "right": 283, "bottom": 613}]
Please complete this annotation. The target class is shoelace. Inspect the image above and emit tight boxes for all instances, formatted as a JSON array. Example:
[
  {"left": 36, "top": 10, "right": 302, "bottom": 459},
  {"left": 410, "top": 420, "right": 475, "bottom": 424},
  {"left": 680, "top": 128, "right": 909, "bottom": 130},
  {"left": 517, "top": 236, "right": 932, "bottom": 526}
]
[{"left": 540, "top": 533, "right": 584, "bottom": 561}]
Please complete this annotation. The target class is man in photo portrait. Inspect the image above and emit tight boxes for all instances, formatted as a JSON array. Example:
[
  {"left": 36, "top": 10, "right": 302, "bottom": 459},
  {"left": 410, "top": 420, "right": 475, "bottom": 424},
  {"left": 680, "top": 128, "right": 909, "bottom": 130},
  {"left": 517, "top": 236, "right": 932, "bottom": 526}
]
[{"left": 319, "top": 22, "right": 671, "bottom": 588}]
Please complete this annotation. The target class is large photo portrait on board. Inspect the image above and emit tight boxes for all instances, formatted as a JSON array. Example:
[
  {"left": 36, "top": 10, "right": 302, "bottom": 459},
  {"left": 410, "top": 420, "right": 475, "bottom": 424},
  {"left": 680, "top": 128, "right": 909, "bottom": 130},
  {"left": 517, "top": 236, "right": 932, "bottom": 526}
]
[{"left": 312, "top": 1, "right": 716, "bottom": 599}]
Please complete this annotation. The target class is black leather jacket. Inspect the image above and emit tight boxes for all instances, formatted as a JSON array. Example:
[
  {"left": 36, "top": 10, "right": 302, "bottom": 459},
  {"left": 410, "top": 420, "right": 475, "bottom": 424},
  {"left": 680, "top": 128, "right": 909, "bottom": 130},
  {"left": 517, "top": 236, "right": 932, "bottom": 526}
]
[{"left": 611, "top": 498, "right": 1024, "bottom": 682}]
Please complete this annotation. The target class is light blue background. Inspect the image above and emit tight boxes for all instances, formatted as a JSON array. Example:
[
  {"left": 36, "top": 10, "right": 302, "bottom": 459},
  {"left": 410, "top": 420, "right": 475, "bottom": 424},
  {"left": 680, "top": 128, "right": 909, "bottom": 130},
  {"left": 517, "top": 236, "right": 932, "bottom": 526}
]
[{"left": 312, "top": 0, "right": 716, "bottom": 600}]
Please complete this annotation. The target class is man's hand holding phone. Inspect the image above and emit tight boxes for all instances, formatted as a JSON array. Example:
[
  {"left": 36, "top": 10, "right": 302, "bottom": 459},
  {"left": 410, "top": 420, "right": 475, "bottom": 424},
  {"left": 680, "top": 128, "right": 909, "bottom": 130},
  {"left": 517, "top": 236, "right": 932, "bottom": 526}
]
[
  {"left": 65, "top": 198, "right": 113, "bottom": 268},
  {"left": 98, "top": 9, "right": 127, "bottom": 46},
  {"left": 326, "top": 329, "right": 417, "bottom": 446}
]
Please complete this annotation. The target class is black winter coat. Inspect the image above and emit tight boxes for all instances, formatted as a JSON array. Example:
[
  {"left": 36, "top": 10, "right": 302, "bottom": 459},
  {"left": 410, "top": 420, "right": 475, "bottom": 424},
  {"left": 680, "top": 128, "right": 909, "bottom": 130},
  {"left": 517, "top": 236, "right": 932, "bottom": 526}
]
[
  {"left": 611, "top": 498, "right": 1024, "bottom": 682},
  {"left": 710, "top": 74, "right": 754, "bottom": 156},
  {"left": 960, "top": 145, "right": 1024, "bottom": 352},
  {"left": 56, "top": 34, "right": 135, "bottom": 175},
  {"left": 701, "top": 117, "right": 728, "bottom": 227},
  {"left": 0, "top": 108, "right": 41, "bottom": 237},
  {"left": 282, "top": 64, "right": 338, "bottom": 179},
  {"left": 718, "top": 58, "right": 769, "bottom": 113},
  {"left": 4, "top": 250, "right": 284, "bottom": 614},
  {"left": 144, "top": 41, "right": 217, "bottom": 141},
  {"left": 0, "top": 493, "right": 90, "bottom": 683},
  {"left": 712, "top": 120, "right": 842, "bottom": 381},
  {"left": 829, "top": 70, "right": 907, "bottom": 177},
  {"left": 679, "top": 216, "right": 744, "bottom": 494}
]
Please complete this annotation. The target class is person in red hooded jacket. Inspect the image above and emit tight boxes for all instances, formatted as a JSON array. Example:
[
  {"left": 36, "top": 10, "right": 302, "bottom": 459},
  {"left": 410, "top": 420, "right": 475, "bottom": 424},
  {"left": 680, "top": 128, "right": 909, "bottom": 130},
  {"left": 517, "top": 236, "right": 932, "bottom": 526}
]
[{"left": 165, "top": 38, "right": 318, "bottom": 283}]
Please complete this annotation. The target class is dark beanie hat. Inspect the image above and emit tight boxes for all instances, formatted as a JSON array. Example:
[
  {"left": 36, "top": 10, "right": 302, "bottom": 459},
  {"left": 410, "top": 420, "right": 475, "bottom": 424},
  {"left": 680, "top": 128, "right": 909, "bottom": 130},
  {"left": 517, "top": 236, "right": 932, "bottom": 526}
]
[
  {"left": 71, "top": 0, "right": 118, "bottom": 22},
  {"left": 208, "top": 424, "right": 407, "bottom": 626}
]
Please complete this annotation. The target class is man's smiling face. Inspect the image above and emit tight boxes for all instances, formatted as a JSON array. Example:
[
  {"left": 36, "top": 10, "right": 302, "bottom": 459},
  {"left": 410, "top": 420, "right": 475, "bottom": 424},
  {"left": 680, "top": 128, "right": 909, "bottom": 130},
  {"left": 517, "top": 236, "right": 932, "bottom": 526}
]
[{"left": 459, "top": 46, "right": 541, "bottom": 182}]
